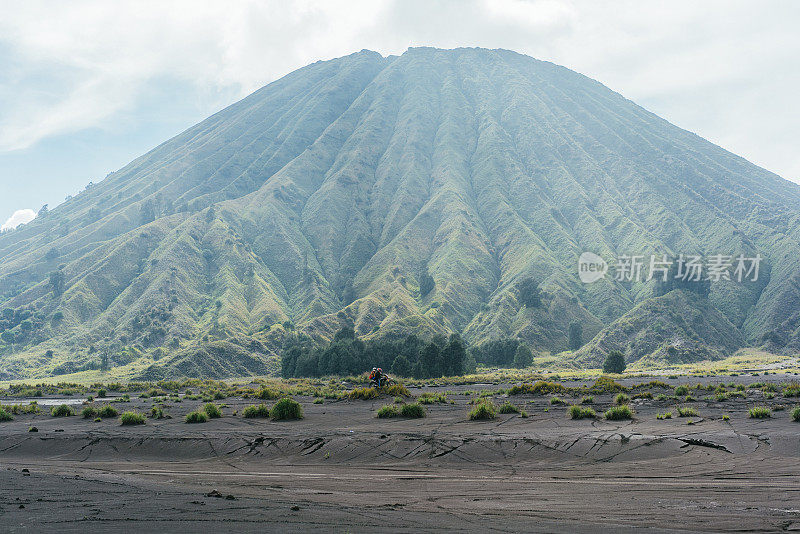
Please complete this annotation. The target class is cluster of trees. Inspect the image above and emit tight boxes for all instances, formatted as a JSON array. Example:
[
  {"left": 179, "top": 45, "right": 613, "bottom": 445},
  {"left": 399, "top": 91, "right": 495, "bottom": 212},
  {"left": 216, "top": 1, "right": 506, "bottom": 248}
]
[
  {"left": 0, "top": 307, "right": 46, "bottom": 348},
  {"left": 469, "top": 338, "right": 533, "bottom": 368},
  {"left": 517, "top": 277, "right": 542, "bottom": 308},
  {"left": 656, "top": 262, "right": 710, "bottom": 298},
  {"left": 281, "top": 327, "right": 473, "bottom": 379}
]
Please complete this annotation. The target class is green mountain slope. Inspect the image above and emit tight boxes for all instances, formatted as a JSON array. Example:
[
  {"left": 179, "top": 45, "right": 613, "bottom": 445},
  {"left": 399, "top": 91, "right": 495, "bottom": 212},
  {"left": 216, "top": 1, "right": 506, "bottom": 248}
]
[{"left": 2, "top": 47, "right": 799, "bottom": 379}]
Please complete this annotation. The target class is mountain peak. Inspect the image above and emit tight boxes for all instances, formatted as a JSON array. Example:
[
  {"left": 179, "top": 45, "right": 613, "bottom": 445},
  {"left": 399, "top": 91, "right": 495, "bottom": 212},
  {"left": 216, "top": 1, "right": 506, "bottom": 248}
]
[{"left": 1, "top": 48, "right": 798, "bottom": 380}]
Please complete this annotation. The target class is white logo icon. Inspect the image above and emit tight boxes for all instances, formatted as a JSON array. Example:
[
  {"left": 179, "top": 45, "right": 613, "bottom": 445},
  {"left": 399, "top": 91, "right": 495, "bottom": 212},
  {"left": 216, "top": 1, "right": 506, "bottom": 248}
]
[{"left": 578, "top": 252, "right": 607, "bottom": 283}]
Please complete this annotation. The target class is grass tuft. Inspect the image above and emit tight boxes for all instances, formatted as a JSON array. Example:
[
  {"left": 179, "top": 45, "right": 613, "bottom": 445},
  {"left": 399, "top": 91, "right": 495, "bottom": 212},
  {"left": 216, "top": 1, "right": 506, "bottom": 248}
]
[
  {"left": 468, "top": 400, "right": 497, "bottom": 420},
  {"left": 270, "top": 398, "right": 303, "bottom": 420},
  {"left": 748, "top": 406, "right": 771, "bottom": 419},
  {"left": 257, "top": 387, "right": 281, "bottom": 400},
  {"left": 98, "top": 405, "right": 118, "bottom": 418},
  {"left": 418, "top": 392, "right": 448, "bottom": 404},
  {"left": 185, "top": 411, "right": 209, "bottom": 424},
  {"left": 51, "top": 404, "right": 75, "bottom": 417},
  {"left": 603, "top": 405, "right": 633, "bottom": 421},
  {"left": 377, "top": 404, "right": 400, "bottom": 418},
  {"left": 242, "top": 404, "right": 270, "bottom": 418},
  {"left": 498, "top": 401, "right": 521, "bottom": 414},
  {"left": 614, "top": 393, "right": 630, "bottom": 405},
  {"left": 348, "top": 387, "right": 379, "bottom": 400},
  {"left": 203, "top": 403, "right": 222, "bottom": 418},
  {"left": 120, "top": 411, "right": 146, "bottom": 425},
  {"left": 399, "top": 403, "right": 426, "bottom": 418},
  {"left": 385, "top": 384, "right": 411, "bottom": 397},
  {"left": 568, "top": 405, "right": 596, "bottom": 419}
]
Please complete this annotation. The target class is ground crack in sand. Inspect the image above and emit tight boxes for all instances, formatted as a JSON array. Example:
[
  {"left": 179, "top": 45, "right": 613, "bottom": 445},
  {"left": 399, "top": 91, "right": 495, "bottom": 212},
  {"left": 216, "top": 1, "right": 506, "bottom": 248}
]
[{"left": 678, "top": 438, "right": 731, "bottom": 453}]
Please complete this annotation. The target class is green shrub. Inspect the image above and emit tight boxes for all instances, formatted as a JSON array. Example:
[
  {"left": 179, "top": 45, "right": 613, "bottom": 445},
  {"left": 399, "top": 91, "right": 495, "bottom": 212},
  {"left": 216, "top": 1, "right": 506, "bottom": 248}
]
[
  {"left": 614, "top": 393, "right": 630, "bottom": 405},
  {"left": 270, "top": 398, "right": 303, "bottom": 420},
  {"left": 7, "top": 402, "right": 40, "bottom": 415},
  {"left": 589, "top": 376, "right": 626, "bottom": 394},
  {"left": 203, "top": 403, "right": 222, "bottom": 418},
  {"left": 469, "top": 400, "right": 497, "bottom": 420},
  {"left": 399, "top": 403, "right": 426, "bottom": 418},
  {"left": 677, "top": 406, "right": 698, "bottom": 417},
  {"left": 722, "top": 414, "right": 730, "bottom": 421},
  {"left": 656, "top": 412, "right": 673, "bottom": 420},
  {"left": 385, "top": 384, "right": 411, "bottom": 397},
  {"left": 0, "top": 408, "right": 13, "bottom": 422},
  {"left": 120, "top": 411, "right": 146, "bottom": 425},
  {"left": 348, "top": 387, "right": 379, "bottom": 400},
  {"left": 81, "top": 406, "right": 98, "bottom": 419},
  {"left": 418, "top": 392, "right": 448, "bottom": 404},
  {"left": 97, "top": 389, "right": 107, "bottom": 398},
  {"left": 674, "top": 385, "right": 689, "bottom": 396},
  {"left": 748, "top": 406, "right": 771, "bottom": 419},
  {"left": 242, "top": 404, "right": 270, "bottom": 418},
  {"left": 498, "top": 401, "right": 520, "bottom": 414},
  {"left": 508, "top": 381, "right": 567, "bottom": 396},
  {"left": 783, "top": 384, "right": 800, "bottom": 397},
  {"left": 51, "top": 404, "right": 75, "bottom": 417},
  {"left": 377, "top": 404, "right": 400, "bottom": 418},
  {"left": 150, "top": 406, "right": 164, "bottom": 419},
  {"left": 185, "top": 411, "right": 209, "bottom": 424},
  {"left": 313, "top": 398, "right": 324, "bottom": 404},
  {"left": 580, "top": 396, "right": 594, "bottom": 404},
  {"left": 791, "top": 407, "right": 800, "bottom": 422},
  {"left": 98, "top": 405, "right": 118, "bottom": 418},
  {"left": 257, "top": 387, "right": 281, "bottom": 400},
  {"left": 603, "top": 405, "right": 633, "bottom": 420},
  {"left": 550, "top": 396, "right": 567, "bottom": 405},
  {"left": 568, "top": 405, "right": 596, "bottom": 419}
]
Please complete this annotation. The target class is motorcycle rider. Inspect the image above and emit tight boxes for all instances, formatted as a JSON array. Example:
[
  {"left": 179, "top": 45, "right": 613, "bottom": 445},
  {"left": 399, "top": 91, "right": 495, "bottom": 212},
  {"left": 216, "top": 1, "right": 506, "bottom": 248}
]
[{"left": 369, "top": 367, "right": 386, "bottom": 387}]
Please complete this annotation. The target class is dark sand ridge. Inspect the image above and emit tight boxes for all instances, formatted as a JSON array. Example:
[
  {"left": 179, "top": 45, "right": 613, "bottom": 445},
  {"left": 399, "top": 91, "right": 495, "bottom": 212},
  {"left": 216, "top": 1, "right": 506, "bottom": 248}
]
[{"left": 1, "top": 379, "right": 799, "bottom": 532}]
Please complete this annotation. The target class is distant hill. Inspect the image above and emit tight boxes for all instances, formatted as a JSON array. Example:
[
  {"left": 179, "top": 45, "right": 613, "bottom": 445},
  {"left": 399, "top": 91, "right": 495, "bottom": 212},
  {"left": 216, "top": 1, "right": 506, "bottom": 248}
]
[{"left": 2, "top": 47, "right": 800, "bottom": 380}]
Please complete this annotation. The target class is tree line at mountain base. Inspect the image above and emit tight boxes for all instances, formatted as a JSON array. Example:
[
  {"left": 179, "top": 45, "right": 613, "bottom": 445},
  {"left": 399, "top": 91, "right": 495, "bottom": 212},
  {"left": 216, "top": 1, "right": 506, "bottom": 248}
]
[{"left": 280, "top": 327, "right": 549, "bottom": 379}]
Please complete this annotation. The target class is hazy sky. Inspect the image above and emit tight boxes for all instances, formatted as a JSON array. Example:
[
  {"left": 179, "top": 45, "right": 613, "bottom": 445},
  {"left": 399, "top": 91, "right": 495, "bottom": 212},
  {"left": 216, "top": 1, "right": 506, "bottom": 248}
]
[{"left": 1, "top": 0, "right": 799, "bottom": 229}]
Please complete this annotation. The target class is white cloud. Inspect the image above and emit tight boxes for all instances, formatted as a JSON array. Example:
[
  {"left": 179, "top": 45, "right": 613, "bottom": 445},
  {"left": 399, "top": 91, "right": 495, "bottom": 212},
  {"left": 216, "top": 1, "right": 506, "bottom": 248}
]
[
  {"left": 0, "top": 0, "right": 798, "bottom": 180},
  {"left": 1, "top": 209, "right": 36, "bottom": 231}
]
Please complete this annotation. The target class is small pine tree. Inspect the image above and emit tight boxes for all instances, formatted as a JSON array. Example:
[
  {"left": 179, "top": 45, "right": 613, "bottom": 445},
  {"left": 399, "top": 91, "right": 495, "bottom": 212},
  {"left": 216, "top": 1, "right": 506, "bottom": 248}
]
[
  {"left": 512, "top": 344, "right": 533, "bottom": 368},
  {"left": 603, "top": 350, "right": 626, "bottom": 374}
]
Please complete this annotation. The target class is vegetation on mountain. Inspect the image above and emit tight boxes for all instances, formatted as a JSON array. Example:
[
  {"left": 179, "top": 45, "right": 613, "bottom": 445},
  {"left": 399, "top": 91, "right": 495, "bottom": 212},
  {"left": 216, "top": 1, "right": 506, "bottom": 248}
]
[{"left": 1, "top": 46, "right": 799, "bottom": 379}]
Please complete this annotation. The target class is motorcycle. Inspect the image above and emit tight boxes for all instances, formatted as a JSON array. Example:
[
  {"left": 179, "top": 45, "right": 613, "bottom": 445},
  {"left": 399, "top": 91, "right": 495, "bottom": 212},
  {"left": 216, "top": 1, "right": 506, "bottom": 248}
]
[{"left": 370, "top": 375, "right": 394, "bottom": 388}]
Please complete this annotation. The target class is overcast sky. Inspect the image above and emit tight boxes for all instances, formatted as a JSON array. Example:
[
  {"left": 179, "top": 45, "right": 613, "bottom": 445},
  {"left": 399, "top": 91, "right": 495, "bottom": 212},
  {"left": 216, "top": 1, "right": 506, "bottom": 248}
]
[{"left": 1, "top": 0, "right": 799, "bottom": 230}]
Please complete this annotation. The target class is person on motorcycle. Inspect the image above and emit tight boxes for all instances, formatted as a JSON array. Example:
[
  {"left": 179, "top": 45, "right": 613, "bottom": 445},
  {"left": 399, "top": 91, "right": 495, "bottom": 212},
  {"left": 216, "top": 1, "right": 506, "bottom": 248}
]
[{"left": 369, "top": 367, "right": 386, "bottom": 387}]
